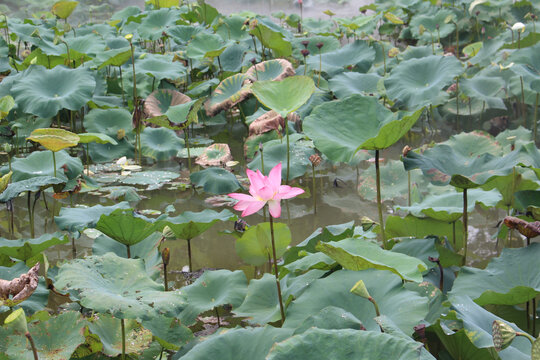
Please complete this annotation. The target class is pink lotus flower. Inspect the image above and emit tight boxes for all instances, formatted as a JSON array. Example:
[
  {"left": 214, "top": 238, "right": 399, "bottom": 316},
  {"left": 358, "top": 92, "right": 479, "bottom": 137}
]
[{"left": 229, "top": 163, "right": 304, "bottom": 218}]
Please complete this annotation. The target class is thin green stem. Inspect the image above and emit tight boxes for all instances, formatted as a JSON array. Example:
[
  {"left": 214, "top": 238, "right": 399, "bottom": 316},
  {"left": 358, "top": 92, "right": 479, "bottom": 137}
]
[
  {"left": 163, "top": 263, "right": 168, "bottom": 291},
  {"left": 520, "top": 76, "right": 526, "bottom": 126},
  {"left": 269, "top": 215, "right": 286, "bottom": 325},
  {"left": 285, "top": 119, "right": 290, "bottom": 184},
  {"left": 463, "top": 188, "right": 468, "bottom": 265},
  {"left": 312, "top": 163, "right": 317, "bottom": 214},
  {"left": 375, "top": 150, "right": 386, "bottom": 247},
  {"left": 534, "top": 93, "right": 539, "bottom": 143},
  {"left": 185, "top": 131, "right": 191, "bottom": 173},
  {"left": 52, "top": 151, "right": 57, "bottom": 178}
]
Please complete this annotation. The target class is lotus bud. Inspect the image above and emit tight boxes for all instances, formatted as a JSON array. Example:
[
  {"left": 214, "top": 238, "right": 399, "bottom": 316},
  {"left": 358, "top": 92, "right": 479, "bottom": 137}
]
[
  {"left": 117, "top": 128, "right": 126, "bottom": 140},
  {"left": 316, "top": 43, "right": 324, "bottom": 50},
  {"left": 21, "top": 49, "right": 31, "bottom": 59},
  {"left": 418, "top": 24, "right": 425, "bottom": 35},
  {"left": 482, "top": 27, "right": 485, "bottom": 34},
  {"left": 161, "top": 247, "right": 170, "bottom": 266},
  {"left": 475, "top": 11, "right": 480, "bottom": 16},
  {"left": 492, "top": 320, "right": 517, "bottom": 351},
  {"left": 402, "top": 145, "right": 412, "bottom": 157},
  {"left": 162, "top": 226, "right": 176, "bottom": 240},
  {"left": 3, "top": 143, "right": 12, "bottom": 153},
  {"left": 512, "top": 22, "right": 526, "bottom": 33},
  {"left": 258, "top": 142, "right": 263, "bottom": 152},
  {"left": 124, "top": 33, "right": 133, "bottom": 41},
  {"left": 350, "top": 279, "right": 371, "bottom": 299},
  {"left": 301, "top": 49, "right": 310, "bottom": 57},
  {"left": 388, "top": 47, "right": 400, "bottom": 58},
  {"left": 414, "top": 324, "right": 426, "bottom": 339}
]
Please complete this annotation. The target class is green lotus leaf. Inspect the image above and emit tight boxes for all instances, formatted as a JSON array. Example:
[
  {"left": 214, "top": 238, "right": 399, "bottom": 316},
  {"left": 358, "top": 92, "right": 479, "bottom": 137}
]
[
  {"left": 54, "top": 252, "right": 186, "bottom": 319},
  {"left": 460, "top": 75, "right": 506, "bottom": 110},
  {"left": 0, "top": 232, "right": 68, "bottom": 261},
  {"left": 216, "top": 15, "right": 250, "bottom": 41},
  {"left": 51, "top": 1, "right": 78, "bottom": 19},
  {"left": 137, "top": 8, "right": 182, "bottom": 40},
  {"left": 302, "top": 18, "right": 335, "bottom": 34},
  {"left": 11, "top": 65, "right": 96, "bottom": 118},
  {"left": 282, "top": 252, "right": 336, "bottom": 275},
  {"left": 83, "top": 108, "right": 133, "bottom": 138},
  {"left": 0, "top": 95, "right": 15, "bottom": 120},
  {"left": 409, "top": 8, "right": 455, "bottom": 43},
  {"left": 190, "top": 167, "right": 242, "bottom": 194},
  {"left": 266, "top": 328, "right": 434, "bottom": 360},
  {"left": 205, "top": 74, "right": 251, "bottom": 116},
  {"left": 186, "top": 32, "right": 229, "bottom": 59},
  {"left": 443, "top": 131, "right": 503, "bottom": 157},
  {"left": 178, "top": 269, "right": 247, "bottom": 326},
  {"left": 357, "top": 160, "right": 426, "bottom": 202},
  {"left": 27, "top": 128, "right": 79, "bottom": 152},
  {"left": 133, "top": 54, "right": 187, "bottom": 81},
  {"left": 249, "top": 23, "right": 292, "bottom": 58},
  {"left": 191, "top": 2, "right": 220, "bottom": 25},
  {"left": 164, "top": 98, "right": 203, "bottom": 128},
  {"left": 430, "top": 295, "right": 531, "bottom": 360},
  {"left": 55, "top": 202, "right": 130, "bottom": 233},
  {"left": 96, "top": 209, "right": 161, "bottom": 246},
  {"left": 384, "top": 55, "right": 463, "bottom": 109},
  {"left": 77, "top": 132, "right": 118, "bottom": 145},
  {"left": 141, "top": 127, "right": 184, "bottom": 161},
  {"left": 248, "top": 140, "right": 314, "bottom": 180},
  {"left": 141, "top": 314, "right": 193, "bottom": 351},
  {"left": 161, "top": 209, "right": 236, "bottom": 240},
  {"left": 328, "top": 72, "right": 382, "bottom": 99},
  {"left": 283, "top": 269, "right": 428, "bottom": 335},
  {"left": 514, "top": 190, "right": 540, "bottom": 220},
  {"left": 10, "top": 150, "right": 83, "bottom": 182},
  {"left": 87, "top": 314, "right": 152, "bottom": 356},
  {"left": 96, "top": 47, "right": 132, "bottom": 69},
  {"left": 0, "top": 176, "right": 64, "bottom": 203},
  {"left": 144, "top": 89, "right": 192, "bottom": 117},
  {"left": 121, "top": 170, "right": 180, "bottom": 190},
  {"left": 305, "top": 40, "right": 375, "bottom": 76},
  {"left": 235, "top": 222, "right": 291, "bottom": 266},
  {"left": 251, "top": 76, "right": 315, "bottom": 118},
  {"left": 166, "top": 24, "right": 203, "bottom": 44},
  {"left": 449, "top": 243, "right": 540, "bottom": 306},
  {"left": 245, "top": 59, "right": 295, "bottom": 82},
  {"left": 179, "top": 326, "right": 293, "bottom": 360},
  {"left": 304, "top": 95, "right": 422, "bottom": 162},
  {"left": 292, "top": 306, "right": 365, "bottom": 334},
  {"left": 4, "top": 312, "right": 87, "bottom": 360},
  {"left": 396, "top": 188, "right": 502, "bottom": 222}
]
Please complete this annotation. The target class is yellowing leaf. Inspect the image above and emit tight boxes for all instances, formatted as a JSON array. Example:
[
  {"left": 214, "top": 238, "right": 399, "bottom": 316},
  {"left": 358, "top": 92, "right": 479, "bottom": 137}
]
[
  {"left": 27, "top": 128, "right": 80, "bottom": 152},
  {"left": 384, "top": 13, "right": 404, "bottom": 25},
  {"left": 51, "top": 1, "right": 79, "bottom": 19}
]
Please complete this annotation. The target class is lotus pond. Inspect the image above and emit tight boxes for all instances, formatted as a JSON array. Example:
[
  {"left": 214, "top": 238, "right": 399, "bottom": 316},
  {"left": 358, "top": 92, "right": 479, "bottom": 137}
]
[{"left": 1, "top": 0, "right": 540, "bottom": 359}]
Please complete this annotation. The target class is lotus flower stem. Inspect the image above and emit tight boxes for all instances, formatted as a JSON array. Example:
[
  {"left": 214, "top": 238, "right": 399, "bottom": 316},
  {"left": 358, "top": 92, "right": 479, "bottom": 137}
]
[
  {"left": 71, "top": 235, "right": 76, "bottom": 259},
  {"left": 407, "top": 171, "right": 411, "bottom": 206},
  {"left": 121, "top": 318, "right": 126, "bottom": 360},
  {"left": 429, "top": 256, "right": 444, "bottom": 291},
  {"left": 381, "top": 43, "right": 387, "bottom": 76},
  {"left": 463, "top": 188, "right": 468, "bottom": 265},
  {"left": 318, "top": 50, "right": 322, "bottom": 86},
  {"left": 215, "top": 307, "right": 221, "bottom": 327},
  {"left": 533, "top": 298, "right": 536, "bottom": 337},
  {"left": 184, "top": 131, "right": 192, "bottom": 173},
  {"left": 25, "top": 332, "right": 38, "bottom": 360},
  {"left": 27, "top": 192, "right": 34, "bottom": 238},
  {"left": 86, "top": 143, "right": 90, "bottom": 176},
  {"left": 452, "top": 221, "right": 456, "bottom": 247},
  {"left": 126, "top": 245, "right": 131, "bottom": 259},
  {"left": 285, "top": 119, "right": 290, "bottom": 184},
  {"left": 534, "top": 93, "right": 539, "bottom": 143},
  {"left": 375, "top": 150, "right": 387, "bottom": 247},
  {"left": 479, "top": 101, "right": 485, "bottom": 125},
  {"left": 520, "top": 76, "right": 526, "bottom": 127},
  {"left": 269, "top": 214, "right": 286, "bottom": 325},
  {"left": 187, "top": 238, "right": 193, "bottom": 272},
  {"left": 455, "top": 77, "right": 460, "bottom": 128},
  {"left": 369, "top": 297, "right": 381, "bottom": 317},
  {"left": 52, "top": 151, "right": 57, "bottom": 178},
  {"left": 312, "top": 163, "right": 317, "bottom": 214}
]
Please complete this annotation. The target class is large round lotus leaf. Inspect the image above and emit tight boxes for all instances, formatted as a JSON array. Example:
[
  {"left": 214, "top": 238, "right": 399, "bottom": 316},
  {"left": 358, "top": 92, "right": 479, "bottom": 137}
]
[
  {"left": 0, "top": 232, "right": 68, "bottom": 261},
  {"left": 449, "top": 243, "right": 540, "bottom": 306},
  {"left": 96, "top": 47, "right": 132, "bottom": 69},
  {"left": 0, "top": 176, "right": 64, "bottom": 203},
  {"left": 247, "top": 141, "right": 314, "bottom": 180},
  {"left": 443, "top": 131, "right": 502, "bottom": 157},
  {"left": 303, "top": 95, "right": 422, "bottom": 162},
  {"left": 161, "top": 209, "right": 236, "bottom": 240},
  {"left": 249, "top": 22, "right": 292, "bottom": 58},
  {"left": 236, "top": 222, "right": 291, "bottom": 266},
  {"left": 121, "top": 170, "right": 179, "bottom": 190},
  {"left": 403, "top": 143, "right": 525, "bottom": 189},
  {"left": 178, "top": 270, "right": 247, "bottom": 326},
  {"left": 251, "top": 76, "right": 315, "bottom": 118},
  {"left": 10, "top": 150, "right": 83, "bottom": 182},
  {"left": 144, "top": 89, "right": 191, "bottom": 117},
  {"left": 357, "top": 160, "right": 426, "bottom": 202},
  {"left": 245, "top": 59, "right": 295, "bottom": 82},
  {"left": 55, "top": 202, "right": 130, "bottom": 232},
  {"left": 54, "top": 252, "right": 186, "bottom": 319},
  {"left": 137, "top": 8, "right": 181, "bottom": 40},
  {"left": 27, "top": 128, "right": 79, "bottom": 152},
  {"left": 384, "top": 55, "right": 463, "bottom": 109},
  {"left": 83, "top": 108, "right": 133, "bottom": 138},
  {"left": 396, "top": 188, "right": 502, "bottom": 222},
  {"left": 96, "top": 209, "right": 161, "bottom": 246},
  {"left": 133, "top": 54, "right": 187, "bottom": 81},
  {"left": 292, "top": 306, "right": 365, "bottom": 334},
  {"left": 88, "top": 314, "right": 153, "bottom": 356},
  {"left": 141, "top": 314, "right": 193, "bottom": 351},
  {"left": 11, "top": 65, "right": 96, "bottom": 118},
  {"left": 4, "top": 312, "right": 87, "bottom": 360},
  {"left": 328, "top": 72, "right": 383, "bottom": 99},
  {"left": 459, "top": 76, "right": 506, "bottom": 110},
  {"left": 89, "top": 138, "right": 134, "bottom": 163},
  {"left": 190, "top": 167, "right": 242, "bottom": 194},
  {"left": 205, "top": 74, "right": 251, "bottom": 116},
  {"left": 186, "top": 32, "right": 228, "bottom": 59},
  {"left": 305, "top": 40, "right": 375, "bottom": 76},
  {"left": 409, "top": 9, "right": 455, "bottom": 43},
  {"left": 215, "top": 15, "right": 250, "bottom": 41},
  {"left": 179, "top": 326, "right": 293, "bottom": 360},
  {"left": 166, "top": 24, "right": 203, "bottom": 44},
  {"left": 266, "top": 328, "right": 434, "bottom": 360},
  {"left": 316, "top": 238, "right": 427, "bottom": 282},
  {"left": 283, "top": 269, "right": 428, "bottom": 335},
  {"left": 141, "top": 127, "right": 184, "bottom": 161}
]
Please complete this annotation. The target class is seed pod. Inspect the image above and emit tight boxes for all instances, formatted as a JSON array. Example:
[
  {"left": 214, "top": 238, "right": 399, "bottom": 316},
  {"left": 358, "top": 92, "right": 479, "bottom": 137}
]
[
  {"left": 350, "top": 279, "right": 370, "bottom": 299},
  {"left": 492, "top": 320, "right": 517, "bottom": 351}
]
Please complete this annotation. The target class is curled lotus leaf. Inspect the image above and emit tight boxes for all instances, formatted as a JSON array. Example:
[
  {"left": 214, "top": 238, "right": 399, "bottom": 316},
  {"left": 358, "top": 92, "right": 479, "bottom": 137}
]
[
  {"left": 27, "top": 128, "right": 80, "bottom": 152},
  {"left": 248, "top": 110, "right": 299, "bottom": 136},
  {"left": 51, "top": 1, "right": 79, "bottom": 19},
  {"left": 503, "top": 216, "right": 540, "bottom": 239},
  {"left": 0, "top": 263, "right": 39, "bottom": 307},
  {"left": 205, "top": 74, "right": 252, "bottom": 117},
  {"left": 11, "top": 65, "right": 96, "bottom": 118},
  {"left": 144, "top": 89, "right": 191, "bottom": 118},
  {"left": 195, "top": 143, "right": 232, "bottom": 167},
  {"left": 0, "top": 171, "right": 12, "bottom": 194},
  {"left": 77, "top": 132, "right": 118, "bottom": 145},
  {"left": 245, "top": 59, "right": 295, "bottom": 82}
]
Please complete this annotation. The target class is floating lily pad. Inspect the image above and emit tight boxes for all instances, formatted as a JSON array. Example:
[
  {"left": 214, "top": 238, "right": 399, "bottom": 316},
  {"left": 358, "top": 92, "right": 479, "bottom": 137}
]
[
  {"left": 121, "top": 170, "right": 180, "bottom": 190},
  {"left": 141, "top": 127, "right": 184, "bottom": 161}
]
